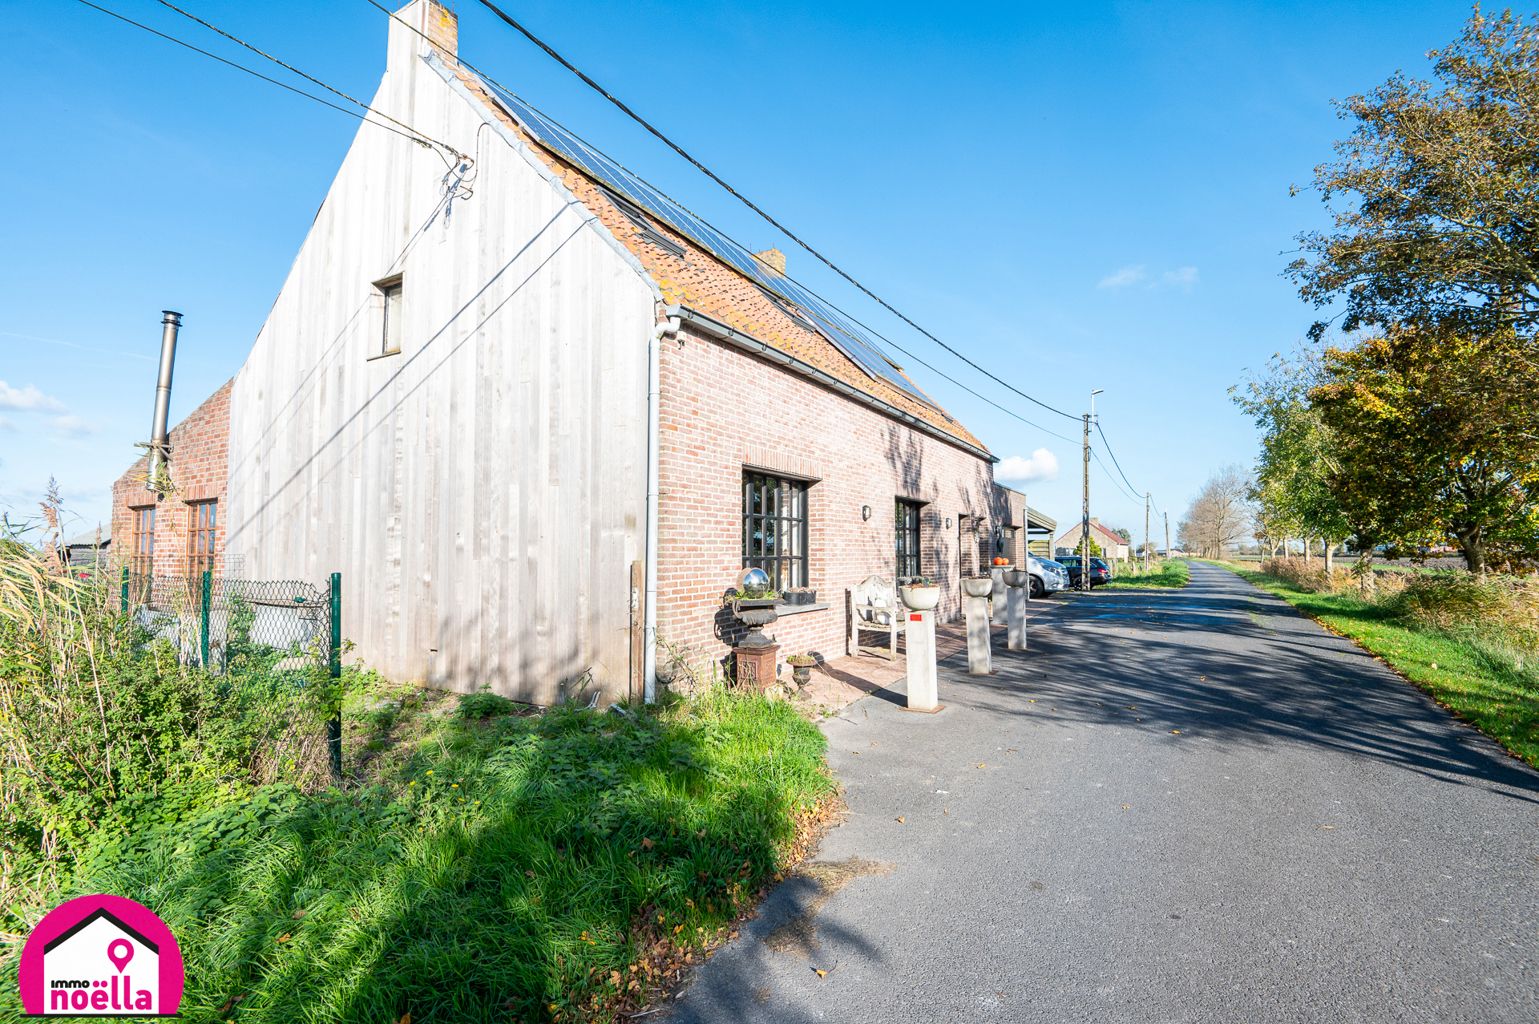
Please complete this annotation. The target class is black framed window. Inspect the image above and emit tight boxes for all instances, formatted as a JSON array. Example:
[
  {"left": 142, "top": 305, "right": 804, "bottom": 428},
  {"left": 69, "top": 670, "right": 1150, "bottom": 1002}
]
[
  {"left": 895, "top": 498, "right": 923, "bottom": 579},
  {"left": 743, "top": 471, "right": 808, "bottom": 591}
]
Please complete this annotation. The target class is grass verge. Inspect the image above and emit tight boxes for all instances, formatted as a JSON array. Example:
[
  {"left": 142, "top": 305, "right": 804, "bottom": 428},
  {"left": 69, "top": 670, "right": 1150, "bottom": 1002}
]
[
  {"left": 1208, "top": 560, "right": 1539, "bottom": 769},
  {"left": 1103, "top": 559, "right": 1190, "bottom": 590},
  {"left": 2, "top": 680, "right": 836, "bottom": 1023}
]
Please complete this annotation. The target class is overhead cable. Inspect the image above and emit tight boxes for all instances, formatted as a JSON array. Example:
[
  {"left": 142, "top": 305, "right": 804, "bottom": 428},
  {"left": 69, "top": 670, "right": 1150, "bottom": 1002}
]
[
  {"left": 74, "top": 0, "right": 459, "bottom": 161},
  {"left": 359, "top": 0, "right": 1082, "bottom": 446},
  {"left": 462, "top": 0, "right": 1081, "bottom": 423}
]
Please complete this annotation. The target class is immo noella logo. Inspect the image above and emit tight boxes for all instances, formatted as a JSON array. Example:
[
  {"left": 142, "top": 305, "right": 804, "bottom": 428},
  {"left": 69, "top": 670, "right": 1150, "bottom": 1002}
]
[{"left": 16, "top": 894, "right": 184, "bottom": 1016}]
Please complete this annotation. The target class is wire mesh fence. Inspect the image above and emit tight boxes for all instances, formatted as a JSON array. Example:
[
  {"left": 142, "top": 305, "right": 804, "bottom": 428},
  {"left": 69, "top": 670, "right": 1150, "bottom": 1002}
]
[{"left": 122, "top": 569, "right": 343, "bottom": 782}]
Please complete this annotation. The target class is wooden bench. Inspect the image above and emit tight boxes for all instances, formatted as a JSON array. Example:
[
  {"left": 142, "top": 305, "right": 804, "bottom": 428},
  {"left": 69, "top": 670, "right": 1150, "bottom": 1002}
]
[{"left": 847, "top": 574, "right": 905, "bottom": 660}]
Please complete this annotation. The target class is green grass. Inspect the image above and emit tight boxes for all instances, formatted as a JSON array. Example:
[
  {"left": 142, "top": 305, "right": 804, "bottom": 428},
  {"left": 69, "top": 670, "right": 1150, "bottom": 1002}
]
[
  {"left": 1209, "top": 561, "right": 1539, "bottom": 769},
  {"left": 1103, "top": 559, "right": 1190, "bottom": 590},
  {"left": 2, "top": 682, "right": 834, "bottom": 1023}
]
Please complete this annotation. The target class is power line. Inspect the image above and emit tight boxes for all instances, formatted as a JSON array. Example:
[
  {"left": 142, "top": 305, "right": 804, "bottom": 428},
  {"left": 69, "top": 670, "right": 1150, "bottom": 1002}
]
[
  {"left": 465, "top": 0, "right": 1081, "bottom": 424},
  {"left": 1095, "top": 419, "right": 1149, "bottom": 502},
  {"left": 357, "top": 0, "right": 1081, "bottom": 448},
  {"left": 73, "top": 0, "right": 456, "bottom": 158},
  {"left": 152, "top": 0, "right": 463, "bottom": 162},
  {"left": 1093, "top": 451, "right": 1144, "bottom": 506}
]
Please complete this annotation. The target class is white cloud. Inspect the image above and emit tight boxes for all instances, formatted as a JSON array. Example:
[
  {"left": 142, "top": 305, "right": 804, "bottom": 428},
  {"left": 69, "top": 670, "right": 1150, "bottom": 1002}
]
[
  {"left": 0, "top": 380, "right": 66, "bottom": 413},
  {"left": 1096, "top": 264, "right": 1200, "bottom": 291},
  {"left": 50, "top": 414, "right": 95, "bottom": 438},
  {"left": 996, "top": 447, "right": 1060, "bottom": 484},
  {"left": 1162, "top": 265, "right": 1200, "bottom": 288},
  {"left": 1097, "top": 265, "right": 1147, "bottom": 289}
]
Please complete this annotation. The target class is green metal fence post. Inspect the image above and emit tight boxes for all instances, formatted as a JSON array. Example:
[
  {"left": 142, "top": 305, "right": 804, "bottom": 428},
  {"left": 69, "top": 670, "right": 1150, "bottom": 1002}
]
[
  {"left": 200, "top": 570, "right": 212, "bottom": 668},
  {"left": 328, "top": 571, "right": 343, "bottom": 783},
  {"left": 120, "top": 567, "right": 129, "bottom": 614}
]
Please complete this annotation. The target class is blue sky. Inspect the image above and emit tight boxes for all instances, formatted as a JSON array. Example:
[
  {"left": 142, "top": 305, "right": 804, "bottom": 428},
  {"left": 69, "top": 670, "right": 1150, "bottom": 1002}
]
[{"left": 1, "top": 0, "right": 1474, "bottom": 544}]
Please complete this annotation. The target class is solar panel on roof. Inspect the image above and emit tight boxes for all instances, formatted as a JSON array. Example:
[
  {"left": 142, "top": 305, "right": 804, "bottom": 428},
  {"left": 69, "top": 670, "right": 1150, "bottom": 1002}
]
[{"left": 483, "top": 81, "right": 938, "bottom": 409}]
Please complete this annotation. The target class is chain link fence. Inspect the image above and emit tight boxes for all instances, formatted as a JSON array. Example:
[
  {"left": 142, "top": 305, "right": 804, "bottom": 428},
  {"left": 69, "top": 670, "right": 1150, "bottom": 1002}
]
[{"left": 122, "top": 570, "right": 343, "bottom": 782}]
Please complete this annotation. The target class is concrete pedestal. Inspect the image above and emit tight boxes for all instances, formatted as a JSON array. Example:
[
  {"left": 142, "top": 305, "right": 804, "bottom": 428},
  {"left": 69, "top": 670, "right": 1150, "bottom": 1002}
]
[
  {"left": 965, "top": 594, "right": 992, "bottom": 675},
  {"left": 905, "top": 609, "right": 939, "bottom": 711},
  {"left": 734, "top": 643, "right": 780, "bottom": 693},
  {"left": 990, "top": 567, "right": 1007, "bottom": 624},
  {"left": 1007, "top": 585, "right": 1028, "bottom": 651}
]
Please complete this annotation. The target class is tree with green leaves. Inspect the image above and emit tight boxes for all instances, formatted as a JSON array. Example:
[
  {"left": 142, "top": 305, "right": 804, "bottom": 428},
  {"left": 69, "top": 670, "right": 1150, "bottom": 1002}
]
[
  {"left": 1311, "top": 327, "right": 1539, "bottom": 575},
  {"left": 1232, "top": 349, "right": 1352, "bottom": 570},
  {"left": 1289, "top": 7, "right": 1539, "bottom": 343}
]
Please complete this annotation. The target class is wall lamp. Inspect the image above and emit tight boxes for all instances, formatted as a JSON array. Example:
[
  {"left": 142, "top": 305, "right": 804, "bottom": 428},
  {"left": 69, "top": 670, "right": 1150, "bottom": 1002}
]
[{"left": 861, "top": 504, "right": 872, "bottom": 521}]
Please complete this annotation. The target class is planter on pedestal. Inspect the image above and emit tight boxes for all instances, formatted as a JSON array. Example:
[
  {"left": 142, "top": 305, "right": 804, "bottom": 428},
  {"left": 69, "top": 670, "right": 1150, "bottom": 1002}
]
[
  {"left": 898, "top": 583, "right": 941, "bottom": 611},
  {"left": 961, "top": 575, "right": 994, "bottom": 598},
  {"left": 732, "top": 597, "right": 780, "bottom": 692}
]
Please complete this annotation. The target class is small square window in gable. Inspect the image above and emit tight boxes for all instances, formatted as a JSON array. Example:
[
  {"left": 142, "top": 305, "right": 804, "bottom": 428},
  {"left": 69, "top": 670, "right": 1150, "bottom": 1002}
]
[{"left": 371, "top": 275, "right": 404, "bottom": 358}]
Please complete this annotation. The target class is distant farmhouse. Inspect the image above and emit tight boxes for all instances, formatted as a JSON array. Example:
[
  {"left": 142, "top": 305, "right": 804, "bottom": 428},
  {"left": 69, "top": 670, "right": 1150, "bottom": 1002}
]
[
  {"left": 1054, "top": 518, "right": 1131, "bottom": 561},
  {"left": 111, "top": 1, "right": 1053, "bottom": 704}
]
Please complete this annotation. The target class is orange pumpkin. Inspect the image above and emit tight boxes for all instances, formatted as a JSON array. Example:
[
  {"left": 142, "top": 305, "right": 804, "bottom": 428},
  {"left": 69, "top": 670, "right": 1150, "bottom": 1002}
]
[{"left": 992, "top": 556, "right": 1010, "bottom": 566}]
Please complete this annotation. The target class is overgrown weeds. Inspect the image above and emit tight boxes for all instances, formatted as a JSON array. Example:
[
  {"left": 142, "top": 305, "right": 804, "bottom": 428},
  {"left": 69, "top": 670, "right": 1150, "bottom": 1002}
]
[
  {"left": 0, "top": 539, "right": 333, "bottom": 934},
  {"left": 0, "top": 539, "right": 836, "bottom": 1022}
]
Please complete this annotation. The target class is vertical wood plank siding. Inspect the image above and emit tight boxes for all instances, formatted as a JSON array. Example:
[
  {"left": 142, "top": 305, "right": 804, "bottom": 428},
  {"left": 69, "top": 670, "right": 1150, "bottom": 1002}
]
[{"left": 224, "top": 15, "right": 653, "bottom": 703}]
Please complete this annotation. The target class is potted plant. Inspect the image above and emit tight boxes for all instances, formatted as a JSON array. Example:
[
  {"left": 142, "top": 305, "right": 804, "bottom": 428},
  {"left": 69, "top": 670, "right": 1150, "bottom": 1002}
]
[
  {"left": 961, "top": 573, "right": 993, "bottom": 598},
  {"left": 786, "top": 652, "right": 816, "bottom": 687},
  {"left": 898, "top": 575, "right": 941, "bottom": 610},
  {"left": 780, "top": 587, "right": 818, "bottom": 606}
]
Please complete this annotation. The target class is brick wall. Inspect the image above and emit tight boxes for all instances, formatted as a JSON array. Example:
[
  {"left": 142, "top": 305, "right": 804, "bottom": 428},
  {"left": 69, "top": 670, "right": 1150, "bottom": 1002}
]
[
  {"left": 656, "top": 323, "right": 996, "bottom": 681},
  {"left": 110, "top": 379, "right": 233, "bottom": 578}
]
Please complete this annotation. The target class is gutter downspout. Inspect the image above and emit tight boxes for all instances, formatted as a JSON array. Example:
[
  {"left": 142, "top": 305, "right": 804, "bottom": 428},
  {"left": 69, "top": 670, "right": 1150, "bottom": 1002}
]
[{"left": 643, "top": 311, "right": 681, "bottom": 703}]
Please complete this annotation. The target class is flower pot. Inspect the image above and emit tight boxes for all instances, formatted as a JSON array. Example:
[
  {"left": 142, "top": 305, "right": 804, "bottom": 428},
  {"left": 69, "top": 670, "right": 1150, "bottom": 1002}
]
[
  {"left": 961, "top": 576, "right": 993, "bottom": 598},
  {"left": 732, "top": 598, "right": 780, "bottom": 648},
  {"left": 899, "top": 584, "right": 941, "bottom": 611},
  {"left": 792, "top": 664, "right": 812, "bottom": 687},
  {"left": 1003, "top": 568, "right": 1029, "bottom": 588}
]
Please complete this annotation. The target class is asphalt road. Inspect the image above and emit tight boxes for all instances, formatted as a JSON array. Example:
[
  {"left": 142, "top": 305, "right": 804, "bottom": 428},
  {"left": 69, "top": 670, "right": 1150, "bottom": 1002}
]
[{"left": 666, "top": 562, "right": 1539, "bottom": 1023}]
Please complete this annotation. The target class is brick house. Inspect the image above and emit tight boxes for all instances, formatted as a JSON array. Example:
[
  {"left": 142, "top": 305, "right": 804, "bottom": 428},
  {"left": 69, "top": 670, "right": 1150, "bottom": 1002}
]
[
  {"left": 1053, "top": 518, "right": 1131, "bottom": 562},
  {"left": 110, "top": 380, "right": 231, "bottom": 584},
  {"left": 109, "top": 1, "right": 1024, "bottom": 703}
]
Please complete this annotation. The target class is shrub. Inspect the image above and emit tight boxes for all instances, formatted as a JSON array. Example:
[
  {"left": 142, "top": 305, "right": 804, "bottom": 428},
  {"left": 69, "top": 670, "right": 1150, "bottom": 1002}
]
[
  {"left": 1261, "top": 557, "right": 1330, "bottom": 591},
  {"left": 1389, "top": 571, "right": 1539, "bottom": 648},
  {"left": 0, "top": 544, "right": 331, "bottom": 931}
]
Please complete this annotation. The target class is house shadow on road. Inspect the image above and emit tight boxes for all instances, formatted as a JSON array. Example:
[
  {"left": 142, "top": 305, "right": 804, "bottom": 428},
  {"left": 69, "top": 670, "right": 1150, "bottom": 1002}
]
[{"left": 952, "top": 568, "right": 1539, "bottom": 806}]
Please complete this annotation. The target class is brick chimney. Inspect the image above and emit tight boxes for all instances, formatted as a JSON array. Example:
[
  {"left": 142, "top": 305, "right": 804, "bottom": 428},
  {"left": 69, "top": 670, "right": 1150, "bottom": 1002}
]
[
  {"left": 754, "top": 248, "right": 786, "bottom": 275},
  {"left": 395, "top": 0, "right": 457, "bottom": 60}
]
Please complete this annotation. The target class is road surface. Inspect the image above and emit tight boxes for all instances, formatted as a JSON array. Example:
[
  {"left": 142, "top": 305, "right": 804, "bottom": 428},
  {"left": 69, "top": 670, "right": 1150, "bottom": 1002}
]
[{"left": 667, "top": 562, "right": 1539, "bottom": 1023}]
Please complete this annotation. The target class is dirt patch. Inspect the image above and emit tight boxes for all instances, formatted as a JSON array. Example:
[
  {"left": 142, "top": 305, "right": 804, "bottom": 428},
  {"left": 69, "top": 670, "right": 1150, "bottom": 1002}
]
[{"left": 763, "top": 857, "right": 894, "bottom": 959}]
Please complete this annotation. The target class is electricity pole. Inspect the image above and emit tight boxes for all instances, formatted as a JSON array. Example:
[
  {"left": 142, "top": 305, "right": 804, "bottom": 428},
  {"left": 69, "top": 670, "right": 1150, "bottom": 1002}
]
[
  {"left": 1165, "top": 511, "right": 1171, "bottom": 560},
  {"left": 1080, "top": 389, "right": 1103, "bottom": 591},
  {"left": 1144, "top": 492, "right": 1151, "bottom": 572}
]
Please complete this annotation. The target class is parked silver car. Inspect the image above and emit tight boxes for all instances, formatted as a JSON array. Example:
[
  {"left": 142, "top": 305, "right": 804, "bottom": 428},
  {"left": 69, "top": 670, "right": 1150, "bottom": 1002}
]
[{"left": 1028, "top": 556, "right": 1069, "bottom": 598}]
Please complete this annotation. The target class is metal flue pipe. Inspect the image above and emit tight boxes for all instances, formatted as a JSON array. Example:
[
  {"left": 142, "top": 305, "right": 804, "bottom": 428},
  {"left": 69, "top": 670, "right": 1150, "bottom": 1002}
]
[{"left": 146, "top": 310, "right": 182, "bottom": 492}]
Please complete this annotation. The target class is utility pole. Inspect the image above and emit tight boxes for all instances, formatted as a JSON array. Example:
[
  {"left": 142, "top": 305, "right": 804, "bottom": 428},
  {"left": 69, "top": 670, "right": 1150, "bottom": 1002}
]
[
  {"left": 1080, "top": 389, "right": 1103, "bottom": 591},
  {"left": 1080, "top": 413, "right": 1091, "bottom": 591},
  {"left": 1165, "top": 511, "right": 1171, "bottom": 560},
  {"left": 1144, "top": 492, "right": 1151, "bottom": 571}
]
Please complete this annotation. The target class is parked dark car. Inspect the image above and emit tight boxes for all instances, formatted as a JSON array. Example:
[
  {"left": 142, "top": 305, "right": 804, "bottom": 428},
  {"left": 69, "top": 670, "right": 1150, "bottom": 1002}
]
[{"left": 1057, "top": 555, "right": 1112, "bottom": 588}]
